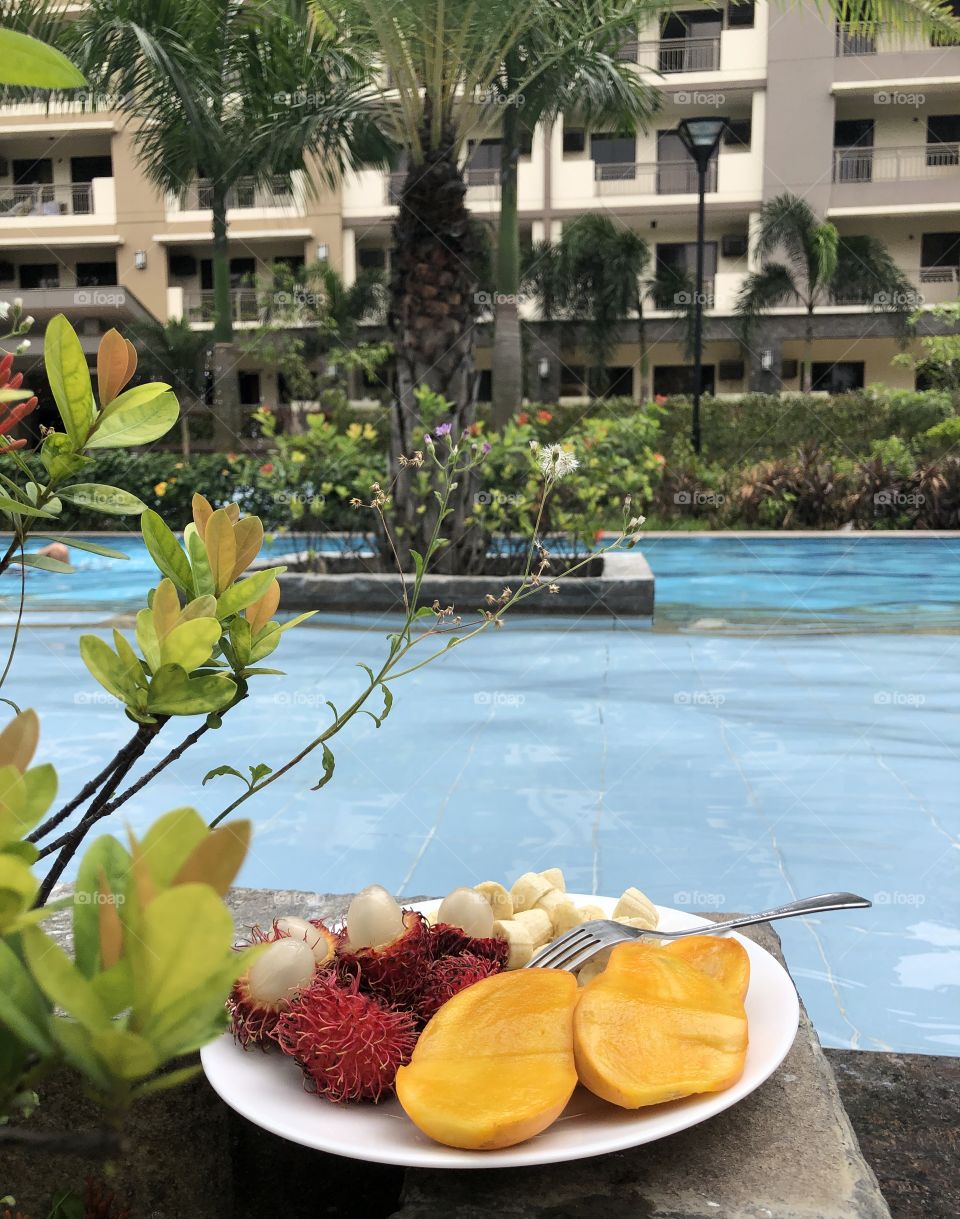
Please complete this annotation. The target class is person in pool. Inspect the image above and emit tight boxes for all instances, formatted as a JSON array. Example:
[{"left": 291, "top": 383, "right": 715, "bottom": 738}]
[{"left": 37, "top": 542, "right": 69, "bottom": 563}]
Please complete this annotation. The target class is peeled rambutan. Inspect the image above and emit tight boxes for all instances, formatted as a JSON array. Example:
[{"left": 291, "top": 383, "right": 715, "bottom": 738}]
[
  {"left": 429, "top": 922, "right": 510, "bottom": 969},
  {"left": 337, "top": 885, "right": 432, "bottom": 1008},
  {"left": 417, "top": 952, "right": 504, "bottom": 1021},
  {"left": 273, "top": 915, "right": 339, "bottom": 966},
  {"left": 228, "top": 936, "right": 318, "bottom": 1048},
  {"left": 275, "top": 973, "right": 417, "bottom": 1103}
]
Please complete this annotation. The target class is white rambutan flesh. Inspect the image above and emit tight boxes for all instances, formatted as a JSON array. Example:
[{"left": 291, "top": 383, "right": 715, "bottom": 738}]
[
  {"left": 274, "top": 915, "right": 337, "bottom": 965},
  {"left": 229, "top": 937, "right": 318, "bottom": 1048},
  {"left": 437, "top": 886, "right": 495, "bottom": 939},
  {"left": 345, "top": 883, "right": 405, "bottom": 949}
]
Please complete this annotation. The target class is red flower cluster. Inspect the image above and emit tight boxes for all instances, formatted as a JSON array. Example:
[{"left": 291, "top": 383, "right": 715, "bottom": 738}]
[
  {"left": 0, "top": 353, "right": 38, "bottom": 454},
  {"left": 536, "top": 409, "right": 553, "bottom": 423}
]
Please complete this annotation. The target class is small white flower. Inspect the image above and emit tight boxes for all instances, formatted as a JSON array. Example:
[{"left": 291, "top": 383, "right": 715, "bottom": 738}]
[
  {"left": 538, "top": 443, "right": 579, "bottom": 481},
  {"left": 16, "top": 339, "right": 30, "bottom": 354},
  {"left": 0, "top": 301, "right": 9, "bottom": 320},
  {"left": 529, "top": 439, "right": 539, "bottom": 451},
  {"left": 23, "top": 316, "right": 34, "bottom": 327},
  {"left": 13, "top": 297, "right": 22, "bottom": 310},
  {"left": 628, "top": 515, "right": 646, "bottom": 529}
]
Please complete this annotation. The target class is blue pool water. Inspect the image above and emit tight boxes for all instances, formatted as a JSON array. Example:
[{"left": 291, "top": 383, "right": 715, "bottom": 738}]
[{"left": 3, "top": 533, "right": 959, "bottom": 1055}]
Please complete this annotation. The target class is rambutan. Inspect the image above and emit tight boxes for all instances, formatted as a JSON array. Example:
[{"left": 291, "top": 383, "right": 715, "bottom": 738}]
[
  {"left": 418, "top": 952, "right": 504, "bottom": 1021},
  {"left": 429, "top": 922, "right": 510, "bottom": 969},
  {"left": 337, "top": 885, "right": 433, "bottom": 1008},
  {"left": 228, "top": 936, "right": 318, "bottom": 1048},
  {"left": 275, "top": 973, "right": 417, "bottom": 1103}
]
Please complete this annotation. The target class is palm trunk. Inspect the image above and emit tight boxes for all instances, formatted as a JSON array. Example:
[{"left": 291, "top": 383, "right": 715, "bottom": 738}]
[
  {"left": 210, "top": 185, "right": 240, "bottom": 445},
  {"left": 491, "top": 103, "right": 523, "bottom": 427},
  {"left": 637, "top": 291, "right": 649, "bottom": 401},
  {"left": 803, "top": 306, "right": 814, "bottom": 391},
  {"left": 388, "top": 124, "right": 485, "bottom": 573}
]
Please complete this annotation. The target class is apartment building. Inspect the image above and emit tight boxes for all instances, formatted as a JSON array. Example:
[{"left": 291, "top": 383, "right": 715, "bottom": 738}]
[{"left": 2, "top": 2, "right": 959, "bottom": 423}]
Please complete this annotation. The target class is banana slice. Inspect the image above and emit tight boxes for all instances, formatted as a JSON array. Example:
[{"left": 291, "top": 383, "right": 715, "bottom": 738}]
[
  {"left": 492, "top": 918, "right": 536, "bottom": 969},
  {"left": 535, "top": 887, "right": 570, "bottom": 930},
  {"left": 576, "top": 904, "right": 606, "bottom": 923},
  {"left": 612, "top": 886, "right": 658, "bottom": 929},
  {"left": 539, "top": 867, "right": 566, "bottom": 892},
  {"left": 474, "top": 881, "right": 514, "bottom": 920},
  {"left": 511, "top": 871, "right": 553, "bottom": 912},
  {"left": 513, "top": 907, "right": 553, "bottom": 947},
  {"left": 576, "top": 954, "right": 611, "bottom": 986},
  {"left": 614, "top": 915, "right": 658, "bottom": 930},
  {"left": 551, "top": 901, "right": 582, "bottom": 936}
]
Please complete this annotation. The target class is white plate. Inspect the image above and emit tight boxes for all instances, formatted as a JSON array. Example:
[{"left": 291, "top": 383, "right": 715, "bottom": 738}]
[{"left": 201, "top": 896, "right": 800, "bottom": 1169}]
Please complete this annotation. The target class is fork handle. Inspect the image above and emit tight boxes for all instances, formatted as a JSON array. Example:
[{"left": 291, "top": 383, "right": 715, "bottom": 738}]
[{"left": 659, "top": 892, "right": 872, "bottom": 939}]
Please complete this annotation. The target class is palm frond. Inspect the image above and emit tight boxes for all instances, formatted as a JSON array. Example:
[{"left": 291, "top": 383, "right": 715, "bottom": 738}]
[{"left": 736, "top": 262, "right": 801, "bottom": 340}]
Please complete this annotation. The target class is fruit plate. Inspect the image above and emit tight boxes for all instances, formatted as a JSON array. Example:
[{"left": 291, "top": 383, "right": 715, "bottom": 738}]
[{"left": 200, "top": 895, "right": 800, "bottom": 1169}]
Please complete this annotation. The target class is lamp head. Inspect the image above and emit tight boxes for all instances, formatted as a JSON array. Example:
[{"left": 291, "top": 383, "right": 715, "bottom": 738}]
[{"left": 677, "top": 117, "right": 726, "bottom": 168}]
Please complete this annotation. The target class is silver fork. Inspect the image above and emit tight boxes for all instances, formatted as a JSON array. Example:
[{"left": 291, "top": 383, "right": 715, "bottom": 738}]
[{"left": 526, "top": 892, "right": 872, "bottom": 973}]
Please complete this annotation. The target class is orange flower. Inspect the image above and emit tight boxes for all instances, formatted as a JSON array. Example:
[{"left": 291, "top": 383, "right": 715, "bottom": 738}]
[
  {"left": 517, "top": 411, "right": 529, "bottom": 425},
  {"left": 468, "top": 422, "right": 482, "bottom": 436},
  {"left": 260, "top": 462, "right": 275, "bottom": 475},
  {"left": 0, "top": 353, "right": 38, "bottom": 453},
  {"left": 654, "top": 394, "right": 668, "bottom": 405},
  {"left": 653, "top": 452, "right": 666, "bottom": 464},
  {"left": 536, "top": 409, "right": 553, "bottom": 423}
]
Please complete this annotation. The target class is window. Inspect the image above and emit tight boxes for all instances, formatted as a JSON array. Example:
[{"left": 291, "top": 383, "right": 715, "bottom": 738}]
[
  {"left": 12, "top": 158, "right": 52, "bottom": 185},
  {"left": 76, "top": 261, "right": 117, "bottom": 286},
  {"left": 563, "top": 127, "right": 586, "bottom": 154},
  {"left": 659, "top": 11, "right": 722, "bottom": 71},
  {"left": 200, "top": 258, "right": 256, "bottom": 290},
  {"left": 811, "top": 361, "right": 864, "bottom": 393},
  {"left": 655, "top": 242, "right": 718, "bottom": 305},
  {"left": 273, "top": 254, "right": 305, "bottom": 273},
  {"left": 653, "top": 365, "right": 715, "bottom": 396},
  {"left": 467, "top": 139, "right": 501, "bottom": 170},
  {"left": 19, "top": 263, "right": 59, "bottom": 289},
  {"left": 605, "top": 367, "right": 634, "bottom": 397},
  {"left": 657, "top": 130, "right": 714, "bottom": 192},
  {"left": 833, "top": 118, "right": 874, "bottom": 182},
  {"left": 724, "top": 119, "right": 751, "bottom": 148},
  {"left": 921, "top": 232, "right": 960, "bottom": 267},
  {"left": 590, "top": 133, "right": 635, "bottom": 165},
  {"left": 559, "top": 365, "right": 588, "bottom": 396},
  {"left": 358, "top": 246, "right": 387, "bottom": 271},
  {"left": 726, "top": 0, "right": 755, "bottom": 27},
  {"left": 238, "top": 371, "right": 261, "bottom": 406},
  {"left": 70, "top": 155, "right": 112, "bottom": 182},
  {"left": 476, "top": 369, "right": 492, "bottom": 402},
  {"left": 927, "top": 115, "right": 960, "bottom": 166}
]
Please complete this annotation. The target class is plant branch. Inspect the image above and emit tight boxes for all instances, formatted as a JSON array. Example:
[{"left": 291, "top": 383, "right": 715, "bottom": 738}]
[{"left": 0, "top": 1125, "right": 121, "bottom": 1159}]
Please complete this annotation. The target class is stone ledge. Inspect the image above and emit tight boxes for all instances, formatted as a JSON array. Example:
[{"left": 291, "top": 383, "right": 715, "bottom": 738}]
[
  {"left": 275, "top": 550, "right": 654, "bottom": 616},
  {"left": 0, "top": 891, "right": 889, "bottom": 1219}
]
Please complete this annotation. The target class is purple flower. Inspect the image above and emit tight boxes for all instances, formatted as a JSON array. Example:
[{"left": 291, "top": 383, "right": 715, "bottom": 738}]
[
  {"left": 482, "top": 442, "right": 492, "bottom": 453},
  {"left": 424, "top": 433, "right": 433, "bottom": 445},
  {"left": 435, "top": 422, "right": 453, "bottom": 437}
]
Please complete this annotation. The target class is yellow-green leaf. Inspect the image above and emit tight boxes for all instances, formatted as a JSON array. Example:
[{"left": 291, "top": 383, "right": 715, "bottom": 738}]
[
  {"left": 59, "top": 483, "right": 146, "bottom": 516},
  {"left": 171, "top": 820, "right": 251, "bottom": 895},
  {"left": 0, "top": 709, "right": 39, "bottom": 773},
  {"left": 22, "top": 926, "right": 111, "bottom": 1032},
  {"left": 205, "top": 510, "right": 237, "bottom": 596},
  {"left": 245, "top": 581, "right": 280, "bottom": 635},
  {"left": 74, "top": 834, "right": 130, "bottom": 977},
  {"left": 45, "top": 314, "right": 94, "bottom": 446},
  {"left": 90, "top": 1026, "right": 158, "bottom": 1081},
  {"left": 86, "top": 386, "right": 179, "bottom": 450},
  {"left": 217, "top": 568, "right": 284, "bottom": 620},
  {"left": 0, "top": 938, "right": 53, "bottom": 1054},
  {"left": 138, "top": 808, "right": 207, "bottom": 888},
  {"left": 152, "top": 578, "right": 182, "bottom": 642},
  {"left": 146, "top": 667, "right": 236, "bottom": 717},
  {"left": 159, "top": 618, "right": 221, "bottom": 673},
  {"left": 142, "top": 510, "right": 193, "bottom": 593},
  {"left": 0, "top": 28, "right": 86, "bottom": 88},
  {"left": 79, "top": 635, "right": 141, "bottom": 704},
  {"left": 231, "top": 516, "right": 264, "bottom": 581}
]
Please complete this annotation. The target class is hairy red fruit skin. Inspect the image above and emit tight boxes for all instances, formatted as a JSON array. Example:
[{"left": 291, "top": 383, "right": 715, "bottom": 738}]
[
  {"left": 418, "top": 952, "right": 504, "bottom": 1021},
  {"left": 336, "top": 910, "right": 432, "bottom": 1008},
  {"left": 275, "top": 974, "right": 418, "bottom": 1102},
  {"left": 429, "top": 922, "right": 510, "bottom": 969}
]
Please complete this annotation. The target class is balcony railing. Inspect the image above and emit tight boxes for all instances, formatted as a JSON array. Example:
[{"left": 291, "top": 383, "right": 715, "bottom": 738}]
[
  {"left": 635, "top": 36, "right": 721, "bottom": 73},
  {"left": 0, "top": 182, "right": 93, "bottom": 216},
  {"left": 595, "top": 159, "right": 716, "bottom": 195},
  {"left": 179, "top": 176, "right": 295, "bottom": 211},
  {"left": 185, "top": 289, "right": 261, "bottom": 324},
  {"left": 919, "top": 266, "right": 960, "bottom": 302},
  {"left": 465, "top": 166, "right": 500, "bottom": 199},
  {"left": 834, "top": 20, "right": 954, "bottom": 55},
  {"left": 832, "top": 143, "right": 960, "bottom": 183}
]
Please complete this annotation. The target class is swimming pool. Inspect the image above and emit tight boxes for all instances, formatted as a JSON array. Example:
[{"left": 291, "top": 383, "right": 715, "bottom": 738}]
[{"left": 3, "top": 533, "right": 958, "bottom": 1055}]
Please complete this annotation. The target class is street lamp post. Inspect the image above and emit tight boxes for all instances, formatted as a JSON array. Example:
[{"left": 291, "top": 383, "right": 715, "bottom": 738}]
[{"left": 677, "top": 117, "right": 726, "bottom": 455}]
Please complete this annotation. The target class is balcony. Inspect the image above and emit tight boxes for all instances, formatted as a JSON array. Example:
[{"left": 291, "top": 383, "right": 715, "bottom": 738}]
[
  {"left": 595, "top": 160, "right": 716, "bottom": 196},
  {"left": 465, "top": 167, "right": 500, "bottom": 200},
  {"left": 184, "top": 289, "right": 262, "bottom": 325},
  {"left": 834, "top": 21, "right": 949, "bottom": 56},
  {"left": 918, "top": 266, "right": 960, "bottom": 303},
  {"left": 830, "top": 144, "right": 960, "bottom": 210},
  {"left": 173, "top": 175, "right": 299, "bottom": 213},
  {"left": 0, "top": 182, "right": 98, "bottom": 217},
  {"left": 636, "top": 36, "right": 721, "bottom": 73}
]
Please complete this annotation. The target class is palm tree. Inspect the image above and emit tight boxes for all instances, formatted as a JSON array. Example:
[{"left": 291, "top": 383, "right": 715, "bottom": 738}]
[
  {"left": 129, "top": 318, "right": 208, "bottom": 456},
  {"left": 487, "top": 6, "right": 661, "bottom": 423},
  {"left": 737, "top": 193, "right": 915, "bottom": 390},
  {"left": 68, "top": 0, "right": 388, "bottom": 437}
]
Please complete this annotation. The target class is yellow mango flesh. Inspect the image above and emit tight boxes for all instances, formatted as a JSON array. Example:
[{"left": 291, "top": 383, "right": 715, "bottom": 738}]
[
  {"left": 664, "top": 934, "right": 751, "bottom": 1003},
  {"left": 574, "top": 942, "right": 748, "bottom": 1109},
  {"left": 396, "top": 969, "right": 579, "bottom": 1149}
]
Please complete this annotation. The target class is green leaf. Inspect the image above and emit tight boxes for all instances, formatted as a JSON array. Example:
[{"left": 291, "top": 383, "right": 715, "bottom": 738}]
[
  {"left": 171, "top": 820, "right": 250, "bottom": 894},
  {"left": 79, "top": 635, "right": 141, "bottom": 705},
  {"left": 0, "top": 854, "right": 38, "bottom": 931},
  {"left": 249, "top": 763, "right": 272, "bottom": 785},
  {"left": 0, "top": 494, "right": 56, "bottom": 520},
  {"left": 21, "top": 926, "right": 110, "bottom": 1032},
  {"left": 159, "top": 618, "right": 222, "bottom": 673},
  {"left": 34, "top": 534, "right": 128, "bottom": 560},
  {"left": 0, "top": 28, "right": 86, "bottom": 87},
  {"left": 59, "top": 483, "right": 146, "bottom": 516},
  {"left": 132, "top": 1063, "right": 201, "bottom": 1098},
  {"left": 380, "top": 683, "right": 394, "bottom": 722},
  {"left": 48, "top": 1018, "right": 112, "bottom": 1091},
  {"left": 0, "top": 937, "right": 53, "bottom": 1055},
  {"left": 39, "top": 431, "right": 87, "bottom": 482},
  {"left": 187, "top": 528, "right": 214, "bottom": 597},
  {"left": 138, "top": 807, "right": 207, "bottom": 888},
  {"left": 22, "top": 762, "right": 57, "bottom": 821},
  {"left": 311, "top": 744, "right": 335, "bottom": 791},
  {"left": 146, "top": 666, "right": 237, "bottom": 716},
  {"left": 216, "top": 568, "right": 285, "bottom": 620},
  {"left": 86, "top": 386, "right": 179, "bottom": 450},
  {"left": 202, "top": 764, "right": 246, "bottom": 787},
  {"left": 45, "top": 315, "right": 94, "bottom": 446},
  {"left": 142, "top": 510, "right": 193, "bottom": 592},
  {"left": 410, "top": 549, "right": 425, "bottom": 581},
  {"left": 89, "top": 1026, "right": 158, "bottom": 1081},
  {"left": 90, "top": 958, "right": 134, "bottom": 1016},
  {"left": 13, "top": 553, "right": 74, "bottom": 574},
  {"left": 74, "top": 834, "right": 131, "bottom": 977}
]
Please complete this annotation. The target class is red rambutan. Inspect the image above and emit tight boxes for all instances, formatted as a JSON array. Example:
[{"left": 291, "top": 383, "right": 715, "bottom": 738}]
[
  {"left": 417, "top": 952, "right": 504, "bottom": 1021},
  {"left": 275, "top": 973, "right": 418, "bottom": 1103},
  {"left": 228, "top": 936, "right": 318, "bottom": 1048},
  {"left": 337, "top": 886, "right": 433, "bottom": 1008},
  {"left": 429, "top": 922, "right": 510, "bottom": 969}
]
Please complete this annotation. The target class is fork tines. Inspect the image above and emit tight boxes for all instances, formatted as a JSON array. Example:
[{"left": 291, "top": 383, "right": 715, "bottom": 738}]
[{"left": 527, "top": 921, "right": 605, "bottom": 972}]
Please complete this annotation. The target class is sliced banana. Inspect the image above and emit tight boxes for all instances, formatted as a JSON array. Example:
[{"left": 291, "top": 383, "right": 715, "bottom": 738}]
[
  {"left": 534, "top": 887, "right": 570, "bottom": 929},
  {"left": 539, "top": 867, "right": 566, "bottom": 892},
  {"left": 492, "top": 918, "right": 536, "bottom": 969},
  {"left": 510, "top": 871, "right": 553, "bottom": 912},
  {"left": 576, "top": 903, "right": 606, "bottom": 922},
  {"left": 576, "top": 954, "right": 611, "bottom": 986},
  {"left": 612, "top": 886, "right": 658, "bottom": 928},
  {"left": 474, "top": 881, "right": 514, "bottom": 920},
  {"left": 551, "top": 901, "right": 583, "bottom": 936},
  {"left": 513, "top": 907, "right": 553, "bottom": 947},
  {"left": 614, "top": 915, "right": 659, "bottom": 930}
]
